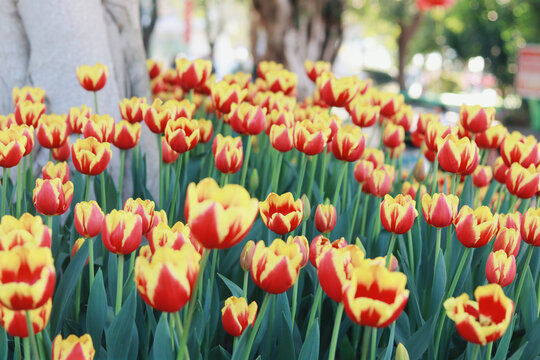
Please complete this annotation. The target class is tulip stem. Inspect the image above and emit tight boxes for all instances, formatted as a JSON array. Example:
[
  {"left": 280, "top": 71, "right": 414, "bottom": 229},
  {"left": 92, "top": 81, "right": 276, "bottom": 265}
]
[
  {"left": 407, "top": 231, "right": 415, "bottom": 278},
  {"left": 306, "top": 285, "right": 323, "bottom": 336},
  {"left": 157, "top": 134, "right": 163, "bottom": 208},
  {"left": 25, "top": 311, "right": 39, "bottom": 360},
  {"left": 16, "top": 163, "right": 22, "bottom": 216},
  {"left": 431, "top": 159, "right": 439, "bottom": 194},
  {"left": 514, "top": 245, "right": 535, "bottom": 305},
  {"left": 370, "top": 198, "right": 382, "bottom": 255},
  {"left": 471, "top": 344, "right": 480, "bottom": 360},
  {"left": 89, "top": 237, "right": 95, "bottom": 289},
  {"left": 295, "top": 153, "right": 308, "bottom": 199},
  {"left": 319, "top": 151, "right": 329, "bottom": 200},
  {"left": 115, "top": 254, "right": 124, "bottom": 314},
  {"left": 360, "top": 327, "right": 370, "bottom": 360},
  {"left": 349, "top": 187, "right": 362, "bottom": 240},
  {"left": 240, "top": 135, "right": 253, "bottom": 188},
  {"left": 23, "top": 338, "right": 29, "bottom": 360},
  {"left": 433, "top": 228, "right": 442, "bottom": 274},
  {"left": 328, "top": 303, "right": 344, "bottom": 360},
  {"left": 290, "top": 280, "right": 299, "bottom": 324},
  {"left": 332, "top": 162, "right": 347, "bottom": 210},
  {"left": 75, "top": 276, "right": 82, "bottom": 320},
  {"left": 100, "top": 172, "right": 107, "bottom": 211},
  {"left": 370, "top": 327, "right": 377, "bottom": 360},
  {"left": 117, "top": 150, "right": 126, "bottom": 208},
  {"left": 1, "top": 167, "right": 9, "bottom": 217},
  {"left": 385, "top": 234, "right": 397, "bottom": 268},
  {"left": 271, "top": 152, "right": 283, "bottom": 194},
  {"left": 507, "top": 194, "right": 518, "bottom": 213},
  {"left": 93, "top": 91, "right": 99, "bottom": 114},
  {"left": 306, "top": 155, "right": 317, "bottom": 199},
  {"left": 242, "top": 271, "right": 249, "bottom": 298},
  {"left": 434, "top": 247, "right": 472, "bottom": 357},
  {"left": 486, "top": 342, "right": 492, "bottom": 360},
  {"left": 495, "top": 185, "right": 505, "bottom": 214},
  {"left": 173, "top": 312, "right": 191, "bottom": 360},
  {"left": 15, "top": 336, "right": 21, "bottom": 360},
  {"left": 242, "top": 292, "right": 271, "bottom": 360},
  {"left": 219, "top": 172, "right": 228, "bottom": 187},
  {"left": 168, "top": 154, "right": 184, "bottom": 224},
  {"left": 360, "top": 193, "right": 369, "bottom": 237}
]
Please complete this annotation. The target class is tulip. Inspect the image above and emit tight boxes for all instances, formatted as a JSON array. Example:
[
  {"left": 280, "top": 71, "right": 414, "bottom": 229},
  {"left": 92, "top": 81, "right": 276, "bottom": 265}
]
[
  {"left": 240, "top": 240, "right": 257, "bottom": 272},
  {"left": 71, "top": 238, "right": 89, "bottom": 265},
  {"left": 67, "top": 105, "right": 92, "bottom": 134},
  {"left": 185, "top": 178, "right": 259, "bottom": 249},
  {"left": 498, "top": 212, "right": 521, "bottom": 232},
  {"left": 165, "top": 99, "right": 196, "bottom": 120},
  {"left": 315, "top": 204, "right": 337, "bottom": 234},
  {"left": 257, "top": 60, "right": 284, "bottom": 80},
  {"left": 102, "top": 210, "right": 143, "bottom": 255},
  {"left": 304, "top": 60, "right": 331, "bottom": 82},
  {"left": 175, "top": 58, "right": 212, "bottom": 92},
  {"left": 221, "top": 296, "right": 258, "bottom": 337},
  {"left": 212, "top": 134, "right": 243, "bottom": 174},
  {"left": 12, "top": 86, "right": 45, "bottom": 106},
  {"left": 139, "top": 245, "right": 152, "bottom": 261},
  {"left": 347, "top": 100, "right": 379, "bottom": 128},
  {"left": 159, "top": 136, "right": 179, "bottom": 164},
  {"left": 378, "top": 93, "right": 404, "bottom": 118},
  {"left": 51, "top": 142, "right": 69, "bottom": 165},
  {"left": 197, "top": 119, "right": 213, "bottom": 143},
  {"left": 76, "top": 63, "right": 109, "bottom": 91},
  {"left": 36, "top": 114, "right": 68, "bottom": 149},
  {"left": 475, "top": 124, "right": 507, "bottom": 149},
  {"left": 265, "top": 69, "right": 297, "bottom": 95},
  {"left": 314, "top": 112, "right": 341, "bottom": 143},
  {"left": 113, "top": 121, "right": 141, "bottom": 150},
  {"left": 309, "top": 235, "right": 347, "bottom": 268},
  {"left": 0, "top": 213, "right": 51, "bottom": 250},
  {"left": 14, "top": 101, "right": 45, "bottom": 127},
  {"left": 454, "top": 206, "right": 498, "bottom": 248},
  {"left": 410, "top": 130, "right": 424, "bottom": 148},
  {"left": 269, "top": 124, "right": 293, "bottom": 152},
  {"left": 401, "top": 181, "right": 418, "bottom": 199},
  {"left": 11, "top": 124, "right": 34, "bottom": 156},
  {"left": 437, "top": 134, "right": 479, "bottom": 175},
  {"left": 211, "top": 82, "right": 247, "bottom": 115},
  {"left": 253, "top": 91, "right": 296, "bottom": 113},
  {"left": 223, "top": 71, "right": 251, "bottom": 89},
  {"left": 82, "top": 114, "right": 115, "bottom": 143},
  {"left": 362, "top": 148, "right": 385, "bottom": 168},
  {"left": 444, "top": 284, "right": 513, "bottom": 345},
  {"left": 0, "top": 128, "right": 27, "bottom": 168},
  {"left": 472, "top": 165, "right": 493, "bottom": 188},
  {"left": 317, "top": 245, "right": 364, "bottom": 302},
  {"left": 0, "top": 299, "right": 51, "bottom": 338},
  {"left": 365, "top": 165, "right": 394, "bottom": 197},
  {"left": 0, "top": 244, "right": 55, "bottom": 310},
  {"left": 142, "top": 99, "right": 174, "bottom": 134},
  {"left": 228, "top": 103, "right": 266, "bottom": 136},
  {"left": 505, "top": 163, "right": 539, "bottom": 199},
  {"left": 424, "top": 121, "right": 454, "bottom": 153},
  {"left": 260, "top": 192, "right": 303, "bottom": 235},
  {"left": 33, "top": 178, "right": 74, "bottom": 216},
  {"left": 500, "top": 132, "right": 539, "bottom": 168},
  {"left": 148, "top": 221, "right": 200, "bottom": 254},
  {"left": 119, "top": 97, "right": 146, "bottom": 123},
  {"left": 52, "top": 334, "right": 95, "bottom": 360},
  {"left": 164, "top": 117, "right": 200, "bottom": 154},
  {"left": 380, "top": 194, "right": 418, "bottom": 234},
  {"left": 293, "top": 120, "right": 331, "bottom": 155},
  {"left": 124, "top": 198, "right": 155, "bottom": 235},
  {"left": 353, "top": 159, "right": 374, "bottom": 184},
  {"left": 421, "top": 193, "right": 459, "bottom": 228},
  {"left": 343, "top": 262, "right": 409, "bottom": 327},
  {"left": 331, "top": 125, "right": 366, "bottom": 162},
  {"left": 390, "top": 106, "right": 413, "bottom": 132},
  {"left": 265, "top": 110, "right": 294, "bottom": 134},
  {"left": 146, "top": 59, "right": 162, "bottom": 79},
  {"left": 416, "top": 113, "right": 440, "bottom": 135},
  {"left": 42, "top": 161, "right": 69, "bottom": 184},
  {"left": 459, "top": 105, "right": 495, "bottom": 133},
  {"left": 493, "top": 156, "right": 509, "bottom": 184},
  {"left": 485, "top": 250, "right": 516, "bottom": 287},
  {"left": 521, "top": 208, "right": 540, "bottom": 246},
  {"left": 71, "top": 137, "right": 112, "bottom": 176},
  {"left": 316, "top": 72, "right": 359, "bottom": 107},
  {"left": 251, "top": 239, "right": 303, "bottom": 294},
  {"left": 135, "top": 245, "right": 200, "bottom": 312}
]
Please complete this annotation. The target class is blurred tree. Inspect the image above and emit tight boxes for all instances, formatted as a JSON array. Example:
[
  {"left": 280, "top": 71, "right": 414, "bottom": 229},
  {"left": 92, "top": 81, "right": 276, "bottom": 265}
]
[{"left": 140, "top": 0, "right": 158, "bottom": 54}]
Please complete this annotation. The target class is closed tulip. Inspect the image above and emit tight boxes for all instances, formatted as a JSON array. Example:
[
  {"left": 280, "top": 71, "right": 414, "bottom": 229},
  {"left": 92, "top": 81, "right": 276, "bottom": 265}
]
[
  {"left": 472, "top": 165, "right": 493, "bottom": 188},
  {"left": 113, "top": 121, "right": 141, "bottom": 150},
  {"left": 71, "top": 137, "right": 112, "bottom": 176},
  {"left": 123, "top": 198, "right": 155, "bottom": 235},
  {"left": 459, "top": 105, "right": 494, "bottom": 133},
  {"left": 164, "top": 117, "right": 200, "bottom": 154},
  {"left": 257, "top": 60, "right": 284, "bottom": 80},
  {"left": 0, "top": 244, "right": 56, "bottom": 310},
  {"left": 382, "top": 122, "right": 405, "bottom": 149},
  {"left": 12, "top": 86, "right": 45, "bottom": 106},
  {"left": 240, "top": 240, "right": 257, "bottom": 271},
  {"left": 505, "top": 163, "right": 539, "bottom": 199},
  {"left": 265, "top": 69, "right": 297, "bottom": 95},
  {"left": 102, "top": 210, "right": 143, "bottom": 255},
  {"left": 12, "top": 124, "right": 34, "bottom": 156},
  {"left": 444, "top": 284, "right": 513, "bottom": 345},
  {"left": 437, "top": 134, "right": 479, "bottom": 175},
  {"left": 175, "top": 58, "right": 212, "bottom": 92},
  {"left": 74, "top": 201, "right": 104, "bottom": 239},
  {"left": 422, "top": 193, "right": 459, "bottom": 228},
  {"left": 315, "top": 204, "right": 337, "bottom": 234},
  {"left": 82, "top": 114, "right": 114, "bottom": 143},
  {"left": 493, "top": 156, "right": 509, "bottom": 184},
  {"left": 36, "top": 114, "right": 68, "bottom": 149},
  {"left": 378, "top": 92, "right": 404, "bottom": 118},
  {"left": 142, "top": 99, "right": 174, "bottom": 134},
  {"left": 148, "top": 221, "right": 200, "bottom": 254},
  {"left": 52, "top": 334, "right": 95, "bottom": 360},
  {"left": 228, "top": 103, "right": 266, "bottom": 136},
  {"left": 424, "top": 122, "right": 454, "bottom": 153},
  {"left": 269, "top": 124, "right": 294, "bottom": 152},
  {"left": 343, "top": 262, "right": 409, "bottom": 327},
  {"left": 119, "top": 97, "right": 146, "bottom": 123},
  {"left": 316, "top": 72, "right": 358, "bottom": 107},
  {"left": 135, "top": 246, "right": 200, "bottom": 312},
  {"left": 161, "top": 137, "right": 180, "bottom": 164},
  {"left": 221, "top": 296, "right": 258, "bottom": 337},
  {"left": 259, "top": 192, "right": 303, "bottom": 235},
  {"left": 347, "top": 100, "right": 379, "bottom": 128},
  {"left": 380, "top": 194, "right": 418, "bottom": 234},
  {"left": 33, "top": 178, "right": 74, "bottom": 216},
  {"left": 454, "top": 206, "right": 498, "bottom": 248},
  {"left": 500, "top": 132, "right": 539, "bottom": 168},
  {"left": 521, "top": 208, "right": 540, "bottom": 246},
  {"left": 212, "top": 135, "right": 243, "bottom": 174},
  {"left": 362, "top": 148, "right": 385, "bottom": 170},
  {"left": 353, "top": 159, "right": 374, "bottom": 184},
  {"left": 251, "top": 239, "right": 303, "bottom": 294},
  {"left": 292, "top": 120, "right": 330, "bottom": 155},
  {"left": 211, "top": 82, "right": 247, "bottom": 115},
  {"left": 0, "top": 128, "right": 27, "bottom": 168},
  {"left": 223, "top": 71, "right": 251, "bottom": 89},
  {"left": 416, "top": 113, "right": 439, "bottom": 135},
  {"left": 42, "top": 161, "right": 69, "bottom": 184},
  {"left": 317, "top": 245, "right": 364, "bottom": 302},
  {"left": 52, "top": 139, "right": 70, "bottom": 162},
  {"left": 0, "top": 213, "right": 51, "bottom": 250},
  {"left": 475, "top": 124, "right": 507, "bottom": 149},
  {"left": 76, "top": 63, "right": 109, "bottom": 91},
  {"left": 309, "top": 235, "right": 347, "bottom": 268},
  {"left": 331, "top": 124, "right": 366, "bottom": 162},
  {"left": 304, "top": 60, "right": 331, "bottom": 82},
  {"left": 66, "top": 105, "right": 91, "bottom": 134},
  {"left": 485, "top": 250, "right": 516, "bottom": 287},
  {"left": 390, "top": 106, "right": 413, "bottom": 131},
  {"left": 0, "top": 299, "right": 51, "bottom": 338},
  {"left": 14, "top": 100, "right": 45, "bottom": 127},
  {"left": 365, "top": 165, "right": 394, "bottom": 197},
  {"left": 185, "top": 178, "right": 259, "bottom": 249},
  {"left": 197, "top": 119, "right": 213, "bottom": 143}
]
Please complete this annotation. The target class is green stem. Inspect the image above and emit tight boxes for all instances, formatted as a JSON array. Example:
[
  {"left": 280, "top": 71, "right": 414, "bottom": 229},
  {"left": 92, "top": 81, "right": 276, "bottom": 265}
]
[
  {"left": 88, "top": 237, "right": 95, "bottom": 290},
  {"left": 360, "top": 328, "right": 370, "bottom": 360},
  {"left": 100, "top": 171, "right": 107, "bottom": 212},
  {"left": 495, "top": 185, "right": 505, "bottom": 214},
  {"left": 471, "top": 344, "right": 480, "bottom": 360},
  {"left": 332, "top": 162, "right": 347, "bottom": 209},
  {"left": 84, "top": 175, "right": 91, "bottom": 201},
  {"left": 370, "top": 198, "right": 382, "bottom": 255},
  {"left": 219, "top": 172, "right": 228, "bottom": 187},
  {"left": 385, "top": 234, "right": 397, "bottom": 268},
  {"left": 75, "top": 276, "right": 82, "bottom": 320},
  {"left": 93, "top": 91, "right": 99, "bottom": 114},
  {"left": 174, "top": 312, "right": 190, "bottom": 360},
  {"left": 507, "top": 194, "right": 518, "bottom": 213},
  {"left": 328, "top": 303, "right": 344, "bottom": 360},
  {"left": 168, "top": 154, "right": 184, "bottom": 224},
  {"left": 242, "top": 271, "right": 249, "bottom": 298},
  {"left": 290, "top": 280, "right": 299, "bottom": 324},
  {"left": 514, "top": 245, "right": 535, "bottom": 305},
  {"left": 25, "top": 311, "right": 39, "bottom": 360},
  {"left": 445, "top": 224, "right": 453, "bottom": 276},
  {"left": 270, "top": 151, "right": 279, "bottom": 193},
  {"left": 240, "top": 135, "right": 253, "bottom": 188},
  {"left": 117, "top": 150, "right": 126, "bottom": 208},
  {"left": 295, "top": 153, "right": 308, "bottom": 198},
  {"left": 434, "top": 228, "right": 442, "bottom": 274},
  {"left": 16, "top": 163, "right": 22, "bottom": 216},
  {"left": 306, "top": 155, "right": 317, "bottom": 199},
  {"left": 157, "top": 134, "right": 163, "bottom": 209},
  {"left": 430, "top": 159, "right": 439, "bottom": 194},
  {"left": 349, "top": 186, "right": 362, "bottom": 240},
  {"left": 23, "top": 338, "right": 29, "bottom": 360},
  {"left": 36, "top": 333, "right": 45, "bottom": 360},
  {"left": 2, "top": 167, "right": 9, "bottom": 217},
  {"left": 15, "top": 336, "right": 21, "bottom": 360},
  {"left": 319, "top": 151, "right": 329, "bottom": 200},
  {"left": 115, "top": 254, "right": 124, "bottom": 315},
  {"left": 485, "top": 342, "right": 492, "bottom": 360},
  {"left": 360, "top": 193, "right": 369, "bottom": 237},
  {"left": 306, "top": 285, "right": 323, "bottom": 336},
  {"left": 242, "top": 293, "right": 272, "bottom": 360},
  {"left": 165, "top": 163, "right": 171, "bottom": 205},
  {"left": 370, "top": 327, "right": 377, "bottom": 360},
  {"left": 407, "top": 231, "right": 415, "bottom": 278}
]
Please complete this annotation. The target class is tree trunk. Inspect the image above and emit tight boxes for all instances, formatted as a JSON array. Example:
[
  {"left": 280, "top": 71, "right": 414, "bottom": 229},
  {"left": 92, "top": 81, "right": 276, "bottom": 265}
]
[
  {"left": 397, "top": 11, "right": 424, "bottom": 92},
  {"left": 141, "top": 0, "right": 158, "bottom": 55}
]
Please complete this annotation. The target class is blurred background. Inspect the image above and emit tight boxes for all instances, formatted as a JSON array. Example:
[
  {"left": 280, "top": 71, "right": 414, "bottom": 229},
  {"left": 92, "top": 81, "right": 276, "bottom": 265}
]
[{"left": 140, "top": 0, "right": 540, "bottom": 133}]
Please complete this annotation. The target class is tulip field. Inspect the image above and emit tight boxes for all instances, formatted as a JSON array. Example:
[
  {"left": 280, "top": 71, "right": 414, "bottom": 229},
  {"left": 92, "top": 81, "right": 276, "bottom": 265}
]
[{"left": 0, "top": 58, "right": 539, "bottom": 360}]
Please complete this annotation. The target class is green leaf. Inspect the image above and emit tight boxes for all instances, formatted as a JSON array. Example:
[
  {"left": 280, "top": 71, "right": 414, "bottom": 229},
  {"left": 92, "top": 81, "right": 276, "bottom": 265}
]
[
  {"left": 383, "top": 322, "right": 396, "bottom": 360},
  {"left": 50, "top": 240, "right": 89, "bottom": 334},
  {"left": 87, "top": 270, "right": 108, "bottom": 358},
  {"left": 0, "top": 328, "right": 6, "bottom": 360},
  {"left": 151, "top": 314, "right": 174, "bottom": 360},
  {"left": 277, "top": 312, "right": 295, "bottom": 360},
  {"left": 428, "top": 251, "right": 447, "bottom": 317},
  {"left": 521, "top": 316, "right": 540, "bottom": 358},
  {"left": 106, "top": 290, "right": 136, "bottom": 360},
  {"left": 404, "top": 316, "right": 434, "bottom": 360},
  {"left": 518, "top": 268, "right": 538, "bottom": 332},
  {"left": 298, "top": 320, "right": 319, "bottom": 360},
  {"left": 218, "top": 273, "right": 243, "bottom": 297},
  {"left": 493, "top": 315, "right": 515, "bottom": 360}
]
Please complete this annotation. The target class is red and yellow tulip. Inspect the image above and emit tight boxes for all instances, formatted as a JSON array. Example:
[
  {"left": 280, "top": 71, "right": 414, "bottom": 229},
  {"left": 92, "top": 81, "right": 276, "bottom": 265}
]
[
  {"left": 317, "top": 245, "right": 364, "bottom": 302},
  {"left": 14, "top": 100, "right": 45, "bottom": 127},
  {"left": 102, "top": 210, "right": 143, "bottom": 255},
  {"left": 221, "top": 296, "right": 258, "bottom": 337},
  {"left": 74, "top": 201, "right": 104, "bottom": 239},
  {"left": 315, "top": 204, "right": 337, "bottom": 234},
  {"left": 71, "top": 137, "right": 112, "bottom": 176},
  {"left": 485, "top": 250, "right": 516, "bottom": 287},
  {"left": 124, "top": 198, "right": 156, "bottom": 235},
  {"left": 12, "top": 86, "right": 45, "bottom": 106},
  {"left": 437, "top": 134, "right": 479, "bottom": 175},
  {"left": 0, "top": 128, "right": 27, "bottom": 168},
  {"left": 33, "top": 178, "right": 74, "bottom": 216},
  {"left": 331, "top": 125, "right": 366, "bottom": 162},
  {"left": 421, "top": 193, "right": 459, "bottom": 228},
  {"left": 67, "top": 105, "right": 92, "bottom": 134},
  {"left": 52, "top": 334, "right": 95, "bottom": 360},
  {"left": 304, "top": 60, "right": 331, "bottom": 82},
  {"left": 164, "top": 117, "right": 200, "bottom": 154},
  {"left": 36, "top": 114, "right": 68, "bottom": 149},
  {"left": 316, "top": 73, "right": 359, "bottom": 108},
  {"left": 175, "top": 58, "right": 212, "bottom": 92},
  {"left": 520, "top": 208, "right": 540, "bottom": 246},
  {"left": 82, "top": 114, "right": 115, "bottom": 143},
  {"left": 505, "top": 163, "right": 539, "bottom": 199},
  {"left": 459, "top": 105, "right": 494, "bottom": 133},
  {"left": 228, "top": 103, "right": 266, "bottom": 136},
  {"left": 0, "top": 299, "right": 51, "bottom": 338},
  {"left": 259, "top": 192, "right": 303, "bottom": 235},
  {"left": 119, "top": 97, "right": 146, "bottom": 124},
  {"left": 113, "top": 121, "right": 141, "bottom": 150},
  {"left": 380, "top": 194, "right": 418, "bottom": 234},
  {"left": 0, "top": 214, "right": 51, "bottom": 250},
  {"left": 212, "top": 134, "right": 243, "bottom": 174},
  {"left": 76, "top": 63, "right": 109, "bottom": 92},
  {"left": 42, "top": 161, "right": 69, "bottom": 184},
  {"left": 454, "top": 206, "right": 498, "bottom": 248}
]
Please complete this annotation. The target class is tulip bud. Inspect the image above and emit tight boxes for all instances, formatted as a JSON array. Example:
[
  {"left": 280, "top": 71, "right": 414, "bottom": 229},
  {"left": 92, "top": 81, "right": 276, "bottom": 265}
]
[
  {"left": 301, "top": 194, "right": 311, "bottom": 220},
  {"left": 0, "top": 128, "right": 27, "bottom": 168},
  {"left": 52, "top": 334, "right": 95, "bottom": 360},
  {"left": 316, "top": 73, "right": 359, "bottom": 107},
  {"left": 37, "top": 114, "right": 68, "bottom": 149},
  {"left": 240, "top": 240, "right": 256, "bottom": 271},
  {"left": 212, "top": 135, "right": 243, "bottom": 174},
  {"left": 454, "top": 206, "right": 498, "bottom": 248},
  {"left": 164, "top": 117, "right": 200, "bottom": 154},
  {"left": 505, "top": 163, "right": 539, "bottom": 199},
  {"left": 52, "top": 139, "right": 70, "bottom": 162},
  {"left": 353, "top": 159, "right": 374, "bottom": 184},
  {"left": 493, "top": 157, "right": 509, "bottom": 184},
  {"left": 124, "top": 198, "right": 156, "bottom": 235},
  {"left": 197, "top": 119, "right": 213, "bottom": 143},
  {"left": 521, "top": 208, "right": 540, "bottom": 246},
  {"left": 249, "top": 168, "right": 259, "bottom": 193},
  {"left": 422, "top": 193, "right": 459, "bottom": 228},
  {"left": 378, "top": 92, "right": 404, "bottom": 118},
  {"left": 74, "top": 201, "right": 104, "bottom": 238},
  {"left": 366, "top": 165, "right": 394, "bottom": 197},
  {"left": 347, "top": 98, "right": 379, "bottom": 128},
  {"left": 67, "top": 105, "right": 91, "bottom": 134},
  {"left": 42, "top": 161, "right": 69, "bottom": 184},
  {"left": 413, "top": 157, "right": 426, "bottom": 182},
  {"left": 396, "top": 343, "right": 410, "bottom": 360},
  {"left": 269, "top": 124, "right": 294, "bottom": 152},
  {"left": 221, "top": 296, "right": 258, "bottom": 337},
  {"left": 119, "top": 97, "right": 146, "bottom": 124},
  {"left": 175, "top": 58, "right": 212, "bottom": 92},
  {"left": 380, "top": 194, "right": 418, "bottom": 234},
  {"left": 437, "top": 134, "right": 479, "bottom": 175},
  {"left": 71, "top": 137, "right": 112, "bottom": 176},
  {"left": 76, "top": 63, "right": 109, "bottom": 92},
  {"left": 331, "top": 125, "right": 366, "bottom": 162},
  {"left": 14, "top": 101, "right": 45, "bottom": 127},
  {"left": 113, "top": 121, "right": 141, "bottom": 150},
  {"left": 472, "top": 165, "right": 493, "bottom": 188},
  {"left": 304, "top": 60, "right": 331, "bottom": 82},
  {"left": 315, "top": 204, "right": 337, "bottom": 234},
  {"left": 485, "top": 250, "right": 516, "bottom": 287},
  {"left": 382, "top": 122, "right": 405, "bottom": 148},
  {"left": 459, "top": 105, "right": 495, "bottom": 133},
  {"left": 293, "top": 120, "right": 330, "bottom": 156}
]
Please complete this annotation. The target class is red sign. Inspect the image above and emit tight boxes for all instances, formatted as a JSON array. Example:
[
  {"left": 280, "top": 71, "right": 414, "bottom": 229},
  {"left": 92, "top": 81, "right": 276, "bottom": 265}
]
[{"left": 516, "top": 45, "right": 540, "bottom": 99}]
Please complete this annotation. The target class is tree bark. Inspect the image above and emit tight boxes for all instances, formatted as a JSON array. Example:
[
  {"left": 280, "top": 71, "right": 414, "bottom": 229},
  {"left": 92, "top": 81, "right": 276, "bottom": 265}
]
[{"left": 397, "top": 11, "right": 424, "bottom": 92}]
